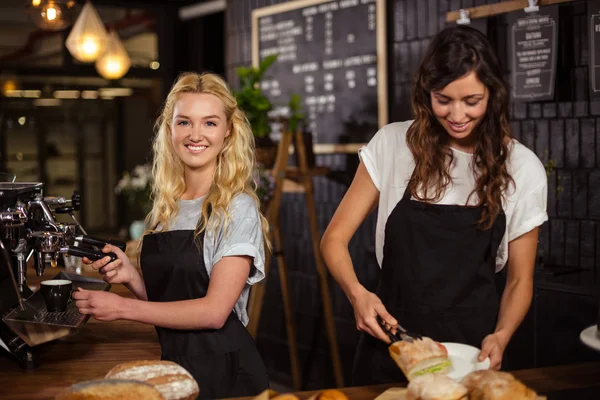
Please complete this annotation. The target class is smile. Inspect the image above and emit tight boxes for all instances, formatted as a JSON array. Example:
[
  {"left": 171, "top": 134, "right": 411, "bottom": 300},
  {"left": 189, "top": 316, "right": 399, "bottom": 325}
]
[
  {"left": 185, "top": 144, "right": 207, "bottom": 154},
  {"left": 447, "top": 120, "right": 471, "bottom": 133}
]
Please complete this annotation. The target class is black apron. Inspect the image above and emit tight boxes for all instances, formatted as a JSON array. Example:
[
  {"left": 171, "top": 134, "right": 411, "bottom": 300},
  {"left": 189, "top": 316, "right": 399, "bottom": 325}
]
[
  {"left": 351, "top": 176, "right": 506, "bottom": 386},
  {"left": 141, "top": 229, "right": 269, "bottom": 399}
]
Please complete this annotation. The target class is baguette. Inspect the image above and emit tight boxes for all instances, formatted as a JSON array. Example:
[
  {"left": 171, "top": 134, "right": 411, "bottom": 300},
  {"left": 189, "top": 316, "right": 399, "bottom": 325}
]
[
  {"left": 388, "top": 337, "right": 451, "bottom": 381},
  {"left": 461, "top": 370, "right": 538, "bottom": 400},
  {"left": 406, "top": 373, "right": 468, "bottom": 400},
  {"left": 55, "top": 379, "right": 165, "bottom": 400}
]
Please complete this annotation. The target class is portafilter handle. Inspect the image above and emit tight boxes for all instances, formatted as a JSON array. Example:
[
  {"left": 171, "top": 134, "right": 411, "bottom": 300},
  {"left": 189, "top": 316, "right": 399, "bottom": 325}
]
[
  {"left": 60, "top": 246, "right": 118, "bottom": 263},
  {"left": 75, "top": 235, "right": 126, "bottom": 252}
]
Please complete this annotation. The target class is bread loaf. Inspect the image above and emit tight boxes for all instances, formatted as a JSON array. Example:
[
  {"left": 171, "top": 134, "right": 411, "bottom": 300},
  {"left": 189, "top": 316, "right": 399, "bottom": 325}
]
[
  {"left": 105, "top": 360, "right": 199, "bottom": 400},
  {"left": 315, "top": 389, "right": 348, "bottom": 400},
  {"left": 461, "top": 370, "right": 538, "bottom": 400},
  {"left": 55, "top": 379, "right": 165, "bottom": 400},
  {"left": 406, "top": 373, "right": 468, "bottom": 400},
  {"left": 388, "top": 337, "right": 451, "bottom": 381}
]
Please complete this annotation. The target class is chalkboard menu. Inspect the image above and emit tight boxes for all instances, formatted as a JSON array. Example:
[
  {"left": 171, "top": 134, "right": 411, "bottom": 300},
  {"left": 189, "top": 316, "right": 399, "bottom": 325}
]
[
  {"left": 252, "top": 0, "right": 387, "bottom": 145},
  {"left": 508, "top": 6, "right": 558, "bottom": 101},
  {"left": 589, "top": 1, "right": 600, "bottom": 98}
]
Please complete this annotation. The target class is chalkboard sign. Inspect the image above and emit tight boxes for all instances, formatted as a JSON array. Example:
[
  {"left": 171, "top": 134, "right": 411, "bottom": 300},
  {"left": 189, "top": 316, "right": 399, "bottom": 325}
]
[
  {"left": 252, "top": 0, "right": 387, "bottom": 145},
  {"left": 507, "top": 6, "right": 558, "bottom": 101},
  {"left": 589, "top": 0, "right": 600, "bottom": 98}
]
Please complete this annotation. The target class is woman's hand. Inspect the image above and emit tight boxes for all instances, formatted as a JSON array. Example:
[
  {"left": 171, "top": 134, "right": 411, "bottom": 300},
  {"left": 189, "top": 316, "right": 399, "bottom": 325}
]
[
  {"left": 72, "top": 288, "right": 128, "bottom": 321},
  {"left": 350, "top": 285, "right": 397, "bottom": 344},
  {"left": 83, "top": 244, "right": 137, "bottom": 285},
  {"left": 478, "top": 331, "right": 509, "bottom": 370}
]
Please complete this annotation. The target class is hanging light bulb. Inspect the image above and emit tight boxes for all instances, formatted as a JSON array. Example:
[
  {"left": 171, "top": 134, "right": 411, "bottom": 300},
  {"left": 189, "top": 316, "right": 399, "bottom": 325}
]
[
  {"left": 95, "top": 30, "right": 131, "bottom": 80},
  {"left": 24, "top": 0, "right": 77, "bottom": 31},
  {"left": 65, "top": 1, "right": 109, "bottom": 63}
]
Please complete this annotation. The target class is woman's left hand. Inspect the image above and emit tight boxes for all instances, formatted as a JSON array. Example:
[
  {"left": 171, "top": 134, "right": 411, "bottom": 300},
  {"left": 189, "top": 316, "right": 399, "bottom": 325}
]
[
  {"left": 72, "top": 288, "right": 127, "bottom": 322},
  {"left": 478, "top": 331, "right": 509, "bottom": 370}
]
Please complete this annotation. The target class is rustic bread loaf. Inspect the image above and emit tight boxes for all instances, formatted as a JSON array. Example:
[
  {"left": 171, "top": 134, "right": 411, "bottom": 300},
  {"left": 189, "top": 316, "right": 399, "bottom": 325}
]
[
  {"left": 461, "top": 370, "right": 538, "bottom": 400},
  {"left": 54, "top": 379, "right": 165, "bottom": 399},
  {"left": 105, "top": 360, "right": 199, "bottom": 400}
]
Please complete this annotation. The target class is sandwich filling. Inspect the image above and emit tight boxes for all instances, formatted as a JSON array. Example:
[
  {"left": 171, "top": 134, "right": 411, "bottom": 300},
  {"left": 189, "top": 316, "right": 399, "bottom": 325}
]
[{"left": 413, "top": 360, "right": 451, "bottom": 376}]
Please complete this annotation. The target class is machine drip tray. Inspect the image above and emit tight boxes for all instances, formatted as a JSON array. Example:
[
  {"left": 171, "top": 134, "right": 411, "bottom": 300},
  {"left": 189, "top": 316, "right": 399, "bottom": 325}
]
[{"left": 2, "top": 271, "right": 110, "bottom": 346}]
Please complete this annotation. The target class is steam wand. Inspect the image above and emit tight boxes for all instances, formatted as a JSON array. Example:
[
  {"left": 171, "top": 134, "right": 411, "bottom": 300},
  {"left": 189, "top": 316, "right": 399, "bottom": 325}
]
[{"left": 0, "top": 239, "right": 25, "bottom": 311}]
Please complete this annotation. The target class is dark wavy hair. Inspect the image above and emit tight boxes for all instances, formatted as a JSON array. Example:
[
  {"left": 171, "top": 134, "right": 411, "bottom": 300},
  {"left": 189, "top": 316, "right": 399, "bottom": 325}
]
[{"left": 406, "top": 25, "right": 514, "bottom": 230}]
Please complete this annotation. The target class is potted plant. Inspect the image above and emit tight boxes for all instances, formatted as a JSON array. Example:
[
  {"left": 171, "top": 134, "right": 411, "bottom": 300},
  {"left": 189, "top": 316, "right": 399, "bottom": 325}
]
[
  {"left": 253, "top": 165, "right": 276, "bottom": 213},
  {"left": 235, "top": 54, "right": 279, "bottom": 167},
  {"left": 115, "top": 163, "right": 152, "bottom": 240}
]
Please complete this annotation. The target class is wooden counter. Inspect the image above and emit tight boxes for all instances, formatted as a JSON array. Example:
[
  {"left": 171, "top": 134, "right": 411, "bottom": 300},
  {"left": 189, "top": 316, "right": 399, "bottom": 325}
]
[
  {"left": 230, "top": 362, "right": 600, "bottom": 399},
  {"left": 0, "top": 266, "right": 161, "bottom": 400},
  {"left": 2, "top": 267, "right": 600, "bottom": 399}
]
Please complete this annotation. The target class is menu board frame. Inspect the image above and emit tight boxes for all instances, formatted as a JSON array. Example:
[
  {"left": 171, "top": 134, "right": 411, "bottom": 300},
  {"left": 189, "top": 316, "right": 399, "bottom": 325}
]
[
  {"left": 251, "top": 0, "right": 388, "bottom": 143},
  {"left": 508, "top": 6, "right": 558, "bottom": 101},
  {"left": 589, "top": 0, "right": 600, "bottom": 98}
]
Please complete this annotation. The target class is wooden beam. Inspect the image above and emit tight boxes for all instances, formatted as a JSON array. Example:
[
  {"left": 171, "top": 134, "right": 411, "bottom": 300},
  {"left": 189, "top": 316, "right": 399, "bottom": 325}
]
[{"left": 446, "top": 0, "right": 574, "bottom": 23}]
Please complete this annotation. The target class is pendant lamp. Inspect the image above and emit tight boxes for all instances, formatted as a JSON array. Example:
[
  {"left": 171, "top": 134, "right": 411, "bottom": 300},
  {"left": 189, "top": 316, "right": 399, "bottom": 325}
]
[
  {"left": 95, "top": 30, "right": 131, "bottom": 80},
  {"left": 25, "top": 0, "right": 77, "bottom": 31},
  {"left": 65, "top": 1, "right": 108, "bottom": 62}
]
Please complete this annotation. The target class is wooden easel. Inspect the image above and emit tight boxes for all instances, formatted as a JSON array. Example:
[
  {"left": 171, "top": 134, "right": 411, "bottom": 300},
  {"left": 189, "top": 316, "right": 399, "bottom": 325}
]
[{"left": 247, "top": 121, "right": 344, "bottom": 390}]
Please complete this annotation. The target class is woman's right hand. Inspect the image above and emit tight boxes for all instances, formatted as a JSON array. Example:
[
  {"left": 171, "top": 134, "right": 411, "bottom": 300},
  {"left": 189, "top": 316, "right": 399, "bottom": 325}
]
[
  {"left": 83, "top": 244, "right": 137, "bottom": 285},
  {"left": 350, "top": 285, "right": 398, "bottom": 344}
]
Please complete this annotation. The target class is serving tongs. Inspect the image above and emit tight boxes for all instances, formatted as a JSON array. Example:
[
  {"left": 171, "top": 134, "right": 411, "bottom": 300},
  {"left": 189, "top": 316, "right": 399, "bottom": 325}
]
[{"left": 377, "top": 315, "right": 423, "bottom": 343}]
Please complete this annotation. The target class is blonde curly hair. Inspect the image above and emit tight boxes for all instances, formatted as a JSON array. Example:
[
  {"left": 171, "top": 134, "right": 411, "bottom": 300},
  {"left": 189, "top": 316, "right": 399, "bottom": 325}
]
[{"left": 144, "top": 72, "right": 270, "bottom": 249}]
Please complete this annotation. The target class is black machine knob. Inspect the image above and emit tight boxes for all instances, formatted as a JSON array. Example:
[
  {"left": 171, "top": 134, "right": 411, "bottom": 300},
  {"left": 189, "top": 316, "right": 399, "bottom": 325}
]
[
  {"left": 63, "top": 246, "right": 118, "bottom": 263},
  {"left": 71, "top": 190, "right": 81, "bottom": 211},
  {"left": 78, "top": 235, "right": 127, "bottom": 252}
]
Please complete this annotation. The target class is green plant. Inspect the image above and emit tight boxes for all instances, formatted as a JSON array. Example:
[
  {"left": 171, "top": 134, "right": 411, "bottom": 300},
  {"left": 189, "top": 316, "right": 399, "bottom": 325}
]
[
  {"left": 235, "top": 55, "right": 305, "bottom": 139},
  {"left": 288, "top": 93, "right": 304, "bottom": 133},
  {"left": 234, "top": 54, "right": 278, "bottom": 139},
  {"left": 542, "top": 150, "right": 563, "bottom": 196}
]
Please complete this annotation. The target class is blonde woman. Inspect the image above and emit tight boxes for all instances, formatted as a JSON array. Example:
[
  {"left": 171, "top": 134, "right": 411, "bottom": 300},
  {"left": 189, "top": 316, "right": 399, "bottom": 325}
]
[{"left": 73, "top": 72, "right": 270, "bottom": 399}]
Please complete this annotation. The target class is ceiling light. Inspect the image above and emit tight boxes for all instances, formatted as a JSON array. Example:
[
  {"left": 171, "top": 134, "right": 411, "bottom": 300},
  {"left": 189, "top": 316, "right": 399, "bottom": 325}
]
[
  {"left": 95, "top": 30, "right": 131, "bottom": 80},
  {"left": 22, "top": 90, "right": 42, "bottom": 98},
  {"left": 18, "top": 117, "right": 27, "bottom": 126},
  {"left": 81, "top": 90, "right": 99, "bottom": 99},
  {"left": 5, "top": 90, "right": 22, "bottom": 98},
  {"left": 99, "top": 87, "right": 132, "bottom": 97},
  {"left": 53, "top": 90, "right": 80, "bottom": 99},
  {"left": 33, "top": 98, "right": 62, "bottom": 107},
  {"left": 149, "top": 61, "right": 160, "bottom": 70},
  {"left": 65, "top": 1, "right": 109, "bottom": 62},
  {"left": 25, "top": 0, "right": 77, "bottom": 32}
]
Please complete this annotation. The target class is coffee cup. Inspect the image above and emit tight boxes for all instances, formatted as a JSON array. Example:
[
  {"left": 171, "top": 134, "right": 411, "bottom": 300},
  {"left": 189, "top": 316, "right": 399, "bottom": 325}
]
[{"left": 40, "top": 279, "right": 72, "bottom": 312}]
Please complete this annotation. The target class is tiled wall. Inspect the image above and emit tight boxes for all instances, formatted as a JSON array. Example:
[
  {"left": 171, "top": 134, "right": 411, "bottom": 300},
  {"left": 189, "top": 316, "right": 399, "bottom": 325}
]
[{"left": 226, "top": 0, "right": 600, "bottom": 388}]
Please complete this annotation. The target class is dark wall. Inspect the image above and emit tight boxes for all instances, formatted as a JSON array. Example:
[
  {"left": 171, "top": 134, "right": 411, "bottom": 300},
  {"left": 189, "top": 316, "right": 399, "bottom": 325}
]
[{"left": 226, "top": 0, "right": 600, "bottom": 389}]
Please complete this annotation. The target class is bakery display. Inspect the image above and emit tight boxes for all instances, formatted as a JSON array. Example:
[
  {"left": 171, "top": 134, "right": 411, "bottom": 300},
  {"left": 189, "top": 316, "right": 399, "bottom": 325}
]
[
  {"left": 406, "top": 373, "right": 468, "bottom": 400},
  {"left": 461, "top": 370, "right": 539, "bottom": 400},
  {"left": 388, "top": 337, "right": 451, "bottom": 380},
  {"left": 105, "top": 360, "right": 199, "bottom": 400},
  {"left": 54, "top": 379, "right": 165, "bottom": 400}
]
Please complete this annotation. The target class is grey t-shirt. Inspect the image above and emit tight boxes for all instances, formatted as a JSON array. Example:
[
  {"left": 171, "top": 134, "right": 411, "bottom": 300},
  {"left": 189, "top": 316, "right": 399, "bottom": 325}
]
[{"left": 166, "top": 193, "right": 265, "bottom": 326}]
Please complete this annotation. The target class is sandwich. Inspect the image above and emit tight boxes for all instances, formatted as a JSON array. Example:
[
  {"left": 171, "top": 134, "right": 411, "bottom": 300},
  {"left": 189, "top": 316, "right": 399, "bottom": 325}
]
[
  {"left": 406, "top": 373, "right": 468, "bottom": 400},
  {"left": 388, "top": 337, "right": 451, "bottom": 381},
  {"left": 461, "top": 370, "right": 539, "bottom": 400}
]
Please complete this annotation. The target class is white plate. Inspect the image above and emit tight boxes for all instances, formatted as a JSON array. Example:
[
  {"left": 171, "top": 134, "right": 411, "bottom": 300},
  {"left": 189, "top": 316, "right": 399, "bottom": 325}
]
[
  {"left": 441, "top": 342, "right": 490, "bottom": 381},
  {"left": 580, "top": 325, "right": 600, "bottom": 352}
]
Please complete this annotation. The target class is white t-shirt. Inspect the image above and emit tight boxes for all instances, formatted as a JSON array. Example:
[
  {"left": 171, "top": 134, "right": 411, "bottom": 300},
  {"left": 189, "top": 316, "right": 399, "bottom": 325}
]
[
  {"left": 165, "top": 193, "right": 265, "bottom": 326},
  {"left": 358, "top": 121, "right": 548, "bottom": 272}
]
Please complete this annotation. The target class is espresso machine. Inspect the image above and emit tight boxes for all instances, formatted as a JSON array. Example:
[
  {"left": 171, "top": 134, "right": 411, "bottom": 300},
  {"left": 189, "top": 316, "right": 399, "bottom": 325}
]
[{"left": 0, "top": 182, "right": 125, "bottom": 369}]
